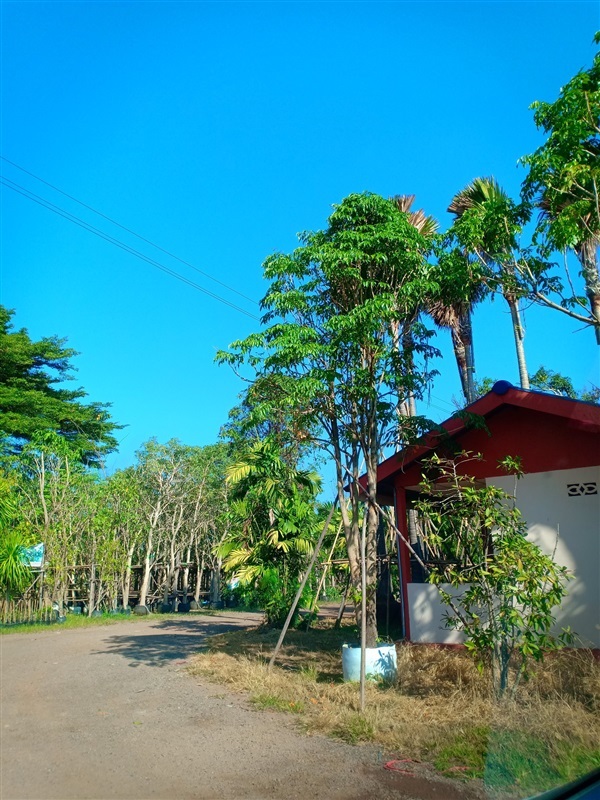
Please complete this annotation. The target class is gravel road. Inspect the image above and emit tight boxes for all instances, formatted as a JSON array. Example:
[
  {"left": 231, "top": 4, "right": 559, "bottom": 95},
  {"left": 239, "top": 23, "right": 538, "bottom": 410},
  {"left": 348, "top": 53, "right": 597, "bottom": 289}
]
[{"left": 0, "top": 613, "right": 481, "bottom": 800}]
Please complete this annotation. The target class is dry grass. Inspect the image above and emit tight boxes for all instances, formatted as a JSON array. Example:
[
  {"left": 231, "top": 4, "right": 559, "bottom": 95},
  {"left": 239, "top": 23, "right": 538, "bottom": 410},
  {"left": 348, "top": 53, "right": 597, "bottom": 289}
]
[{"left": 187, "top": 621, "right": 600, "bottom": 796}]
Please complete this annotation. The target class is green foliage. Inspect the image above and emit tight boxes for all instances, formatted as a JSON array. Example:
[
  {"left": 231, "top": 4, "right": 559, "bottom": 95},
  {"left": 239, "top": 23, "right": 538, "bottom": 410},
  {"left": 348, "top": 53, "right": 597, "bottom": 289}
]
[
  {"left": 0, "top": 529, "right": 32, "bottom": 599},
  {"left": 217, "top": 192, "right": 440, "bottom": 645},
  {"left": 520, "top": 34, "right": 600, "bottom": 334},
  {"left": 251, "top": 693, "right": 305, "bottom": 713},
  {"left": 435, "top": 726, "right": 600, "bottom": 794},
  {"left": 219, "top": 439, "right": 320, "bottom": 625},
  {"left": 333, "top": 713, "right": 375, "bottom": 744},
  {"left": 0, "top": 307, "right": 121, "bottom": 465},
  {"left": 521, "top": 36, "right": 600, "bottom": 255},
  {"left": 474, "top": 368, "right": 600, "bottom": 403},
  {"left": 415, "top": 452, "right": 572, "bottom": 698}
]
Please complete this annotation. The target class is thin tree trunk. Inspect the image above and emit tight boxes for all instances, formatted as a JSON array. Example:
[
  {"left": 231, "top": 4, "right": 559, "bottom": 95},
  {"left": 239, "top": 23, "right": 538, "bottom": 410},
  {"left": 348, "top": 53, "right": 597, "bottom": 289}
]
[
  {"left": 588, "top": 292, "right": 600, "bottom": 344},
  {"left": 122, "top": 545, "right": 134, "bottom": 609},
  {"left": 576, "top": 241, "right": 600, "bottom": 344},
  {"left": 138, "top": 532, "right": 153, "bottom": 608},
  {"left": 451, "top": 327, "right": 470, "bottom": 402},
  {"left": 506, "top": 295, "right": 530, "bottom": 389},
  {"left": 460, "top": 311, "right": 476, "bottom": 402},
  {"left": 194, "top": 555, "right": 205, "bottom": 603},
  {"left": 88, "top": 561, "right": 96, "bottom": 616},
  {"left": 359, "top": 509, "right": 368, "bottom": 712}
]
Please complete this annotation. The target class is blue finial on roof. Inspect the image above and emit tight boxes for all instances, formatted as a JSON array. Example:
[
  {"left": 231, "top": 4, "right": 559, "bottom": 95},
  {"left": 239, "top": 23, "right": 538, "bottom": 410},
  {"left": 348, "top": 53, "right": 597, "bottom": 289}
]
[{"left": 492, "top": 380, "right": 513, "bottom": 396}]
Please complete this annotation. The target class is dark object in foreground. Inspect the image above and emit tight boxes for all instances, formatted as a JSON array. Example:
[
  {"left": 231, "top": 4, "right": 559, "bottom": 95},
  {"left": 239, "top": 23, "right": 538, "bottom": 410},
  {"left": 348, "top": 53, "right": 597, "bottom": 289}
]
[{"left": 528, "top": 768, "right": 600, "bottom": 800}]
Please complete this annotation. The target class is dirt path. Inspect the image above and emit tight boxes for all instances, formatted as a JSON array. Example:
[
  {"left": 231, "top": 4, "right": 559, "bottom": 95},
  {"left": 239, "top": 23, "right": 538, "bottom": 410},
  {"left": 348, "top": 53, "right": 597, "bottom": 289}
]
[{"left": 0, "top": 613, "right": 480, "bottom": 800}]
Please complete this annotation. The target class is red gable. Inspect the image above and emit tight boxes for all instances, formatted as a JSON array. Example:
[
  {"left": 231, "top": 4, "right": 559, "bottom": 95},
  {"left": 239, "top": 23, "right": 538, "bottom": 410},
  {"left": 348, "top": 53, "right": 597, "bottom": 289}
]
[{"left": 376, "top": 381, "right": 600, "bottom": 495}]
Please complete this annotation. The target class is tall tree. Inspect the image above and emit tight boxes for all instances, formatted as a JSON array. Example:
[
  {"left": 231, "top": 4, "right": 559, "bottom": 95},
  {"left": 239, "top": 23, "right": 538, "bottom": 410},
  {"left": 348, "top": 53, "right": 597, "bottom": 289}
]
[
  {"left": 448, "top": 177, "right": 531, "bottom": 389},
  {"left": 218, "top": 193, "right": 438, "bottom": 646},
  {"left": 0, "top": 307, "right": 120, "bottom": 465},
  {"left": 390, "top": 195, "right": 438, "bottom": 416},
  {"left": 428, "top": 242, "right": 485, "bottom": 404},
  {"left": 521, "top": 33, "right": 600, "bottom": 342}
]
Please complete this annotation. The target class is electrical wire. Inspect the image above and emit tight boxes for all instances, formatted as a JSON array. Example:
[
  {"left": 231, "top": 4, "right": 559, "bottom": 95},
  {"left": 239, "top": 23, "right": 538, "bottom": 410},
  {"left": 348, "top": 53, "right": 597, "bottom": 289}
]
[
  {"left": 1, "top": 155, "right": 259, "bottom": 306},
  {"left": 0, "top": 176, "right": 261, "bottom": 322}
]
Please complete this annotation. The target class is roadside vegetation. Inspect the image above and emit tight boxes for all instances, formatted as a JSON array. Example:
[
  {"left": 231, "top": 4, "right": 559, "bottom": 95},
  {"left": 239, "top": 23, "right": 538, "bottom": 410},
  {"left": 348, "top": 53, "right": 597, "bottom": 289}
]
[
  {"left": 189, "top": 620, "right": 600, "bottom": 797},
  {"left": 0, "top": 609, "right": 149, "bottom": 635},
  {"left": 0, "top": 34, "right": 598, "bottom": 798}
]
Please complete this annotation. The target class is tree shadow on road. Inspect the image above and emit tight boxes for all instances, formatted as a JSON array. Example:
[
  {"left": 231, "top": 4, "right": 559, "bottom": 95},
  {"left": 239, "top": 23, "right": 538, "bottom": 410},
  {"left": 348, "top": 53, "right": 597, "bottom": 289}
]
[{"left": 90, "top": 612, "right": 263, "bottom": 668}]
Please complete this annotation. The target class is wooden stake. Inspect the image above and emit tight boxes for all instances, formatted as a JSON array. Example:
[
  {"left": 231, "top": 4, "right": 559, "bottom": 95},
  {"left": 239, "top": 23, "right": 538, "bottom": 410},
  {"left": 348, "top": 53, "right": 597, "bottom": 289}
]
[
  {"left": 306, "top": 518, "right": 343, "bottom": 626},
  {"left": 334, "top": 575, "right": 351, "bottom": 628},
  {"left": 268, "top": 499, "right": 338, "bottom": 670}
]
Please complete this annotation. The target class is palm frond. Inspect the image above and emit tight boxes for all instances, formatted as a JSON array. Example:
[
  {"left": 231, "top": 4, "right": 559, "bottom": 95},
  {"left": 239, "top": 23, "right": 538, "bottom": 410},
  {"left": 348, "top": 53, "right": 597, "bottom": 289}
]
[{"left": 448, "top": 176, "right": 509, "bottom": 217}]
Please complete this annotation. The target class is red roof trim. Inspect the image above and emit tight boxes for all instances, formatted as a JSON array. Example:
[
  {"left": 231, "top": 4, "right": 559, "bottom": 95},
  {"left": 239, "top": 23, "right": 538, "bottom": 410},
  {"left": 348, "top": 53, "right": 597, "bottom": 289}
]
[{"left": 376, "top": 382, "right": 600, "bottom": 484}]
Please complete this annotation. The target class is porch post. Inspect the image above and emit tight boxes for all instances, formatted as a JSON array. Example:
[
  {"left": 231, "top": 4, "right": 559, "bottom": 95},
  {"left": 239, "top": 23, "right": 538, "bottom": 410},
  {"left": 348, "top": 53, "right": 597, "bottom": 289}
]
[{"left": 394, "top": 485, "right": 411, "bottom": 641}]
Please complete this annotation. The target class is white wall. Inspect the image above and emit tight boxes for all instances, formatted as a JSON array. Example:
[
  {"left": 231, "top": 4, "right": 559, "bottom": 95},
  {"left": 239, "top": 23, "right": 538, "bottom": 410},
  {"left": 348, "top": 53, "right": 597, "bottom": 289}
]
[
  {"left": 489, "top": 466, "right": 599, "bottom": 649},
  {"left": 407, "top": 583, "right": 467, "bottom": 644}
]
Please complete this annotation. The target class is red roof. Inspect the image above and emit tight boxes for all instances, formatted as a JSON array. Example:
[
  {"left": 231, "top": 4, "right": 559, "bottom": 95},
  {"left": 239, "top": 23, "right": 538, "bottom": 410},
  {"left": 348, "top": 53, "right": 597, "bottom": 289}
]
[{"left": 375, "top": 382, "right": 600, "bottom": 493}]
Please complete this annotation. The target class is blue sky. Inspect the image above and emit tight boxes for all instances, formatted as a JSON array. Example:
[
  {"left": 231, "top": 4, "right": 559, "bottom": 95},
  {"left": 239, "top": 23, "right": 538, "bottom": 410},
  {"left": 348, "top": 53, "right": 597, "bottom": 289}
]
[{"left": 1, "top": 1, "right": 599, "bottom": 486}]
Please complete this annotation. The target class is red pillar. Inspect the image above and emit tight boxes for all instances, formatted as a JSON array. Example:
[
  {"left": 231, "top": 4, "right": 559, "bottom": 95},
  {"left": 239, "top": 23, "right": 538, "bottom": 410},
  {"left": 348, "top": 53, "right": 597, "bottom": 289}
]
[{"left": 394, "top": 485, "right": 411, "bottom": 641}]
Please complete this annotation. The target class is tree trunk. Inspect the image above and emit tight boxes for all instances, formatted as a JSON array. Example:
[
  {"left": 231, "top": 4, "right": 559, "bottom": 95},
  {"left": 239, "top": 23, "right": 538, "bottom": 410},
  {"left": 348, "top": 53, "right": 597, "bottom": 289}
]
[
  {"left": 450, "top": 327, "right": 470, "bottom": 403},
  {"left": 506, "top": 295, "right": 530, "bottom": 389},
  {"left": 460, "top": 311, "right": 476, "bottom": 403},
  {"left": 587, "top": 291, "right": 600, "bottom": 345},
  {"left": 88, "top": 561, "right": 96, "bottom": 616},
  {"left": 210, "top": 562, "right": 221, "bottom": 605},
  {"left": 138, "top": 532, "right": 153, "bottom": 608},
  {"left": 194, "top": 555, "right": 205, "bottom": 603},
  {"left": 122, "top": 546, "right": 134, "bottom": 609},
  {"left": 182, "top": 546, "right": 191, "bottom": 602},
  {"left": 576, "top": 240, "right": 600, "bottom": 344}
]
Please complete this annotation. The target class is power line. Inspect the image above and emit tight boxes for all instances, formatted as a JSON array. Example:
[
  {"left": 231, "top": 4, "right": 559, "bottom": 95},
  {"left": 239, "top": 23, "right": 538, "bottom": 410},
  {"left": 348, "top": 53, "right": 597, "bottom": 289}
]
[
  {"left": 0, "top": 155, "right": 259, "bottom": 307},
  {"left": 1, "top": 176, "right": 261, "bottom": 321}
]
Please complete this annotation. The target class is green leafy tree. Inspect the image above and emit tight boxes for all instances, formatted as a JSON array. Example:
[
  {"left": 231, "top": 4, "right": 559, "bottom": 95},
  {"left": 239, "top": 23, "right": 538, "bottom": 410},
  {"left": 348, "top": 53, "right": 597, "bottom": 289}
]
[
  {"left": 219, "top": 439, "right": 320, "bottom": 625},
  {"left": 0, "top": 306, "right": 121, "bottom": 466},
  {"left": 520, "top": 33, "right": 600, "bottom": 341},
  {"left": 218, "top": 192, "right": 439, "bottom": 645},
  {"left": 415, "top": 452, "right": 572, "bottom": 698},
  {"left": 101, "top": 468, "right": 146, "bottom": 609},
  {"left": 0, "top": 473, "right": 32, "bottom": 600},
  {"left": 474, "top": 369, "right": 600, "bottom": 403},
  {"left": 18, "top": 432, "right": 97, "bottom": 610}
]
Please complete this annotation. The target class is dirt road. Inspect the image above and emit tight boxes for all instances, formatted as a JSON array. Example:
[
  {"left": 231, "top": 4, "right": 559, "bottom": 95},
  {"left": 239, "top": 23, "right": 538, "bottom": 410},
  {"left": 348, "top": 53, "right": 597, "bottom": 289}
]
[{"left": 0, "top": 613, "right": 478, "bottom": 800}]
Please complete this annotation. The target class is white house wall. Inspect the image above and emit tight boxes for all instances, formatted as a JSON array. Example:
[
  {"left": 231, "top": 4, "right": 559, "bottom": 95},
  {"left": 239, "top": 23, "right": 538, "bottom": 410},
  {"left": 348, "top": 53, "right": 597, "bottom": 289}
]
[
  {"left": 407, "top": 583, "right": 467, "bottom": 644},
  {"left": 488, "top": 466, "right": 600, "bottom": 649}
]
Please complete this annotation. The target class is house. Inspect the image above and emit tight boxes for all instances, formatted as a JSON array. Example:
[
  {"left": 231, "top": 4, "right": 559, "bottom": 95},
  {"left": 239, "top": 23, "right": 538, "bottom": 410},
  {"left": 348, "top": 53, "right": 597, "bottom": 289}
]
[{"left": 375, "top": 381, "right": 600, "bottom": 649}]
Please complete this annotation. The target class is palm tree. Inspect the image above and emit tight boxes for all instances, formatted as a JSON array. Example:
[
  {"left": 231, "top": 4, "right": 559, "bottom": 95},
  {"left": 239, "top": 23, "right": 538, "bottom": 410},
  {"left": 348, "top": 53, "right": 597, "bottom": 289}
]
[
  {"left": 389, "top": 195, "right": 439, "bottom": 416},
  {"left": 218, "top": 439, "right": 321, "bottom": 624},
  {"left": 392, "top": 195, "right": 481, "bottom": 404},
  {"left": 448, "top": 177, "right": 530, "bottom": 390},
  {"left": 428, "top": 288, "right": 478, "bottom": 403}
]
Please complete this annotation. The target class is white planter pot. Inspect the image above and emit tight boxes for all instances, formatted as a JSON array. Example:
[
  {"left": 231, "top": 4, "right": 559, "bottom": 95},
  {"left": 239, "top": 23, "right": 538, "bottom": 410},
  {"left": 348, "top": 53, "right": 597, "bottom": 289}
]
[{"left": 341, "top": 642, "right": 397, "bottom": 682}]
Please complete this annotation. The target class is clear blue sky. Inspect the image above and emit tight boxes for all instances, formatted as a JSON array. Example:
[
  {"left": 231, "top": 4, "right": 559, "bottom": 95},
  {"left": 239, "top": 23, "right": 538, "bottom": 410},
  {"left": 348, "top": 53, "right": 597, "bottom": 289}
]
[{"left": 1, "top": 1, "right": 599, "bottom": 484}]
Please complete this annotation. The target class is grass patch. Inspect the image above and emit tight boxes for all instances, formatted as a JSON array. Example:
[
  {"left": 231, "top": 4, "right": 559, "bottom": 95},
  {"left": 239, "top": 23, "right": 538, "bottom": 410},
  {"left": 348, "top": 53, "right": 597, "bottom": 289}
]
[
  {"left": 0, "top": 610, "right": 214, "bottom": 634},
  {"left": 435, "top": 728, "right": 600, "bottom": 795},
  {"left": 188, "top": 619, "right": 600, "bottom": 798},
  {"left": 252, "top": 693, "right": 305, "bottom": 713},
  {"left": 333, "top": 712, "right": 375, "bottom": 744}
]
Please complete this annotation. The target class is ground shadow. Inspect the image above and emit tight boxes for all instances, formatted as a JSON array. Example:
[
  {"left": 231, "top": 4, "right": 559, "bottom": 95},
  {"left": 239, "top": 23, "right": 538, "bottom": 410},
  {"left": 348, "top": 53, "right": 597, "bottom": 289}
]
[
  {"left": 91, "top": 612, "right": 263, "bottom": 668},
  {"left": 199, "top": 620, "right": 358, "bottom": 682}
]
